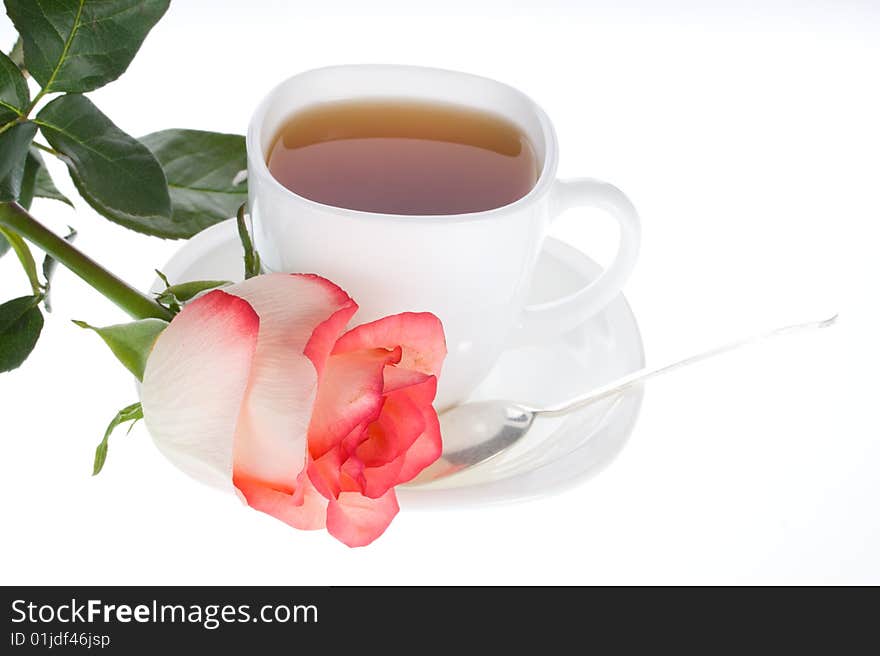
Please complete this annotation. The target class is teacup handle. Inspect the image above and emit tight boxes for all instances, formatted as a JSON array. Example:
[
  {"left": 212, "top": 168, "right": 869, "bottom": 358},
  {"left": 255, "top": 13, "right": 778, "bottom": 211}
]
[{"left": 511, "top": 178, "right": 641, "bottom": 345}]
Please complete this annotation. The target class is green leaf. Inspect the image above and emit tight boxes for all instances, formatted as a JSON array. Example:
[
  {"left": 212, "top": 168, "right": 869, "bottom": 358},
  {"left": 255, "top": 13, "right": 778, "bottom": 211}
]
[
  {"left": 6, "top": 0, "right": 170, "bottom": 93},
  {"left": 41, "top": 226, "right": 77, "bottom": 312},
  {"left": 155, "top": 279, "right": 231, "bottom": 308},
  {"left": 0, "top": 226, "right": 42, "bottom": 295},
  {"left": 0, "top": 124, "right": 37, "bottom": 259},
  {"left": 17, "top": 149, "right": 40, "bottom": 210},
  {"left": 153, "top": 269, "right": 178, "bottom": 313},
  {"left": 154, "top": 268, "right": 171, "bottom": 288},
  {"left": 16, "top": 147, "right": 73, "bottom": 211},
  {"left": 93, "top": 401, "right": 142, "bottom": 476},
  {"left": 26, "top": 147, "right": 73, "bottom": 207},
  {"left": 0, "top": 50, "right": 28, "bottom": 122},
  {"left": 73, "top": 317, "right": 167, "bottom": 381},
  {"left": 36, "top": 94, "right": 175, "bottom": 236},
  {"left": 141, "top": 129, "right": 248, "bottom": 238},
  {"left": 237, "top": 203, "right": 261, "bottom": 279},
  {"left": 0, "top": 295, "right": 44, "bottom": 373},
  {"left": 0, "top": 120, "right": 37, "bottom": 201},
  {"left": 33, "top": 162, "right": 73, "bottom": 206},
  {"left": 9, "top": 37, "right": 25, "bottom": 71}
]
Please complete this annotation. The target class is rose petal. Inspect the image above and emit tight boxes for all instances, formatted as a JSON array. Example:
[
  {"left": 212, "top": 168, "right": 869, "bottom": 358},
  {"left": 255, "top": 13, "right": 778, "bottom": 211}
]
[
  {"left": 332, "top": 312, "right": 446, "bottom": 376},
  {"left": 142, "top": 290, "right": 258, "bottom": 490},
  {"left": 360, "top": 407, "right": 441, "bottom": 497},
  {"left": 387, "top": 373, "right": 442, "bottom": 482},
  {"left": 227, "top": 273, "right": 353, "bottom": 489},
  {"left": 393, "top": 407, "right": 442, "bottom": 484},
  {"left": 356, "top": 392, "right": 425, "bottom": 467},
  {"left": 326, "top": 490, "right": 400, "bottom": 547},
  {"left": 340, "top": 456, "right": 366, "bottom": 493},
  {"left": 361, "top": 372, "right": 441, "bottom": 493},
  {"left": 307, "top": 347, "right": 402, "bottom": 459},
  {"left": 382, "top": 366, "right": 432, "bottom": 395},
  {"left": 360, "top": 457, "right": 406, "bottom": 499},
  {"left": 234, "top": 465, "right": 327, "bottom": 530},
  {"left": 307, "top": 446, "right": 345, "bottom": 499},
  {"left": 304, "top": 306, "right": 358, "bottom": 380},
  {"left": 340, "top": 421, "right": 370, "bottom": 457}
]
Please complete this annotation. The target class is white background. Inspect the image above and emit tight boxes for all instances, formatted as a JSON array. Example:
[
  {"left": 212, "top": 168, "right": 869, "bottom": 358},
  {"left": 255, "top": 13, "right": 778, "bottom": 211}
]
[{"left": 1, "top": 1, "right": 878, "bottom": 584}]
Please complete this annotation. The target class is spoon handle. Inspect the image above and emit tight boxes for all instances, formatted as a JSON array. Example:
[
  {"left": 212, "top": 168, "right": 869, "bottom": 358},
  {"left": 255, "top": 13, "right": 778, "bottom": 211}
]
[{"left": 532, "top": 314, "right": 838, "bottom": 418}]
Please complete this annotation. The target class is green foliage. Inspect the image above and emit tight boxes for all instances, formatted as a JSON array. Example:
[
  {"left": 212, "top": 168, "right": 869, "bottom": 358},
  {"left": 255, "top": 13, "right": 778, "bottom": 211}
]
[
  {"left": 73, "top": 317, "right": 168, "bottom": 381},
  {"left": 0, "top": 295, "right": 44, "bottom": 372},
  {"left": 28, "top": 148, "right": 73, "bottom": 207},
  {"left": 6, "top": 0, "right": 170, "bottom": 93},
  {"left": 141, "top": 129, "right": 248, "bottom": 238},
  {"left": 0, "top": 225, "right": 42, "bottom": 294},
  {"left": 0, "top": 50, "right": 28, "bottom": 121},
  {"left": 36, "top": 94, "right": 175, "bottom": 236},
  {"left": 93, "top": 402, "right": 143, "bottom": 475},
  {"left": 0, "top": 1, "right": 251, "bottom": 378},
  {"left": 0, "top": 121, "right": 36, "bottom": 201},
  {"left": 8, "top": 37, "right": 24, "bottom": 71},
  {"left": 155, "top": 279, "right": 232, "bottom": 312}
]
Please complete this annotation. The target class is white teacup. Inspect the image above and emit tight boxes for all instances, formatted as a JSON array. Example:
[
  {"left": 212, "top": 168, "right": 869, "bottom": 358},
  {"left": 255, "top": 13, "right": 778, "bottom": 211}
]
[{"left": 247, "top": 65, "right": 640, "bottom": 408}]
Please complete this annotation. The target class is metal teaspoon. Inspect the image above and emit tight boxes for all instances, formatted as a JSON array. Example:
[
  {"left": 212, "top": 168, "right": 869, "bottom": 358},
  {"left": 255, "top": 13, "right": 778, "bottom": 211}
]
[{"left": 414, "top": 314, "right": 838, "bottom": 484}]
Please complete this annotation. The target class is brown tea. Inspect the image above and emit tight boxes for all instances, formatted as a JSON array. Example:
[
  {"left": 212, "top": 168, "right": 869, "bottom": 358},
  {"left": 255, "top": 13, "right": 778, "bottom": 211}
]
[{"left": 266, "top": 100, "right": 539, "bottom": 215}]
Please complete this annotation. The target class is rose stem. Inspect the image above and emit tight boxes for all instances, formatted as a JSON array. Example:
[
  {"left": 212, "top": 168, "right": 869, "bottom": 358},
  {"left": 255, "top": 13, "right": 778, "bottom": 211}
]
[{"left": 0, "top": 202, "right": 173, "bottom": 321}]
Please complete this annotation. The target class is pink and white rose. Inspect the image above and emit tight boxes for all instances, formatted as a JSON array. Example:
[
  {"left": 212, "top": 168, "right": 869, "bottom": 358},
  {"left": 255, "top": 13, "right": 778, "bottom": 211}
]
[{"left": 140, "top": 273, "right": 446, "bottom": 547}]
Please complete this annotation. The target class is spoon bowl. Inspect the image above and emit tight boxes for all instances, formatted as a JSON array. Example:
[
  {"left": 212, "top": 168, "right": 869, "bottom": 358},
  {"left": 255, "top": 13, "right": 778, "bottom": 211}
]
[{"left": 423, "top": 401, "right": 536, "bottom": 481}]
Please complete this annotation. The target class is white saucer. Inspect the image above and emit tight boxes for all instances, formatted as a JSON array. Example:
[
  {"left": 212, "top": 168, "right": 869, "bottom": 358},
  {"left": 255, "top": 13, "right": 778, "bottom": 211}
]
[{"left": 154, "top": 219, "right": 645, "bottom": 510}]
